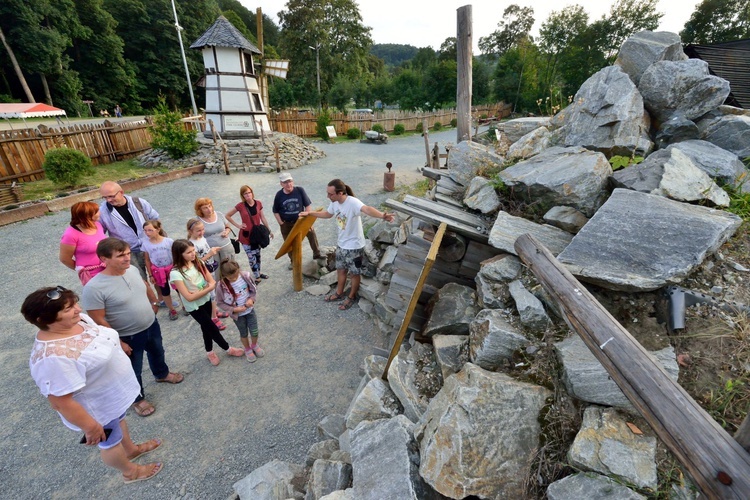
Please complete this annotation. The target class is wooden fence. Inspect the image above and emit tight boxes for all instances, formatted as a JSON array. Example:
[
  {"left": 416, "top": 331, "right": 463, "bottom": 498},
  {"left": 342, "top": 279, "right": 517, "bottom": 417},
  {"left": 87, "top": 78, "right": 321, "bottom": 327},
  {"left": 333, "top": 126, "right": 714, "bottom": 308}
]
[{"left": 269, "top": 103, "right": 512, "bottom": 137}]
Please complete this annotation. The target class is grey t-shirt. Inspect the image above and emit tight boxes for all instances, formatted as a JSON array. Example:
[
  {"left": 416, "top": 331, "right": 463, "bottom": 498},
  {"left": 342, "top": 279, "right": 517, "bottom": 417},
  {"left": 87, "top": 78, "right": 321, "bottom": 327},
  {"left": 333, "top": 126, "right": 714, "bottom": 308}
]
[{"left": 81, "top": 266, "right": 155, "bottom": 336}]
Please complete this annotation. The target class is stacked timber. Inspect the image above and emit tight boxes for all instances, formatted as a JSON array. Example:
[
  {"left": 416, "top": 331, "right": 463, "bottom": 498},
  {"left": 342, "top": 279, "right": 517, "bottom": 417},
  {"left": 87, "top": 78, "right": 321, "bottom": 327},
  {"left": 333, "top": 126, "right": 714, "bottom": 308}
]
[{"left": 421, "top": 167, "right": 465, "bottom": 206}]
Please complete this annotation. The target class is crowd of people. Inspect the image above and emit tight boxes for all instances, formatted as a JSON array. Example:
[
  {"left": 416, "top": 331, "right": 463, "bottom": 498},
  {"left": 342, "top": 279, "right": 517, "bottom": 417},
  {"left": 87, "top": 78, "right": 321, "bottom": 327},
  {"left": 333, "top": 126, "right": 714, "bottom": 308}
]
[{"left": 25, "top": 174, "right": 393, "bottom": 484}]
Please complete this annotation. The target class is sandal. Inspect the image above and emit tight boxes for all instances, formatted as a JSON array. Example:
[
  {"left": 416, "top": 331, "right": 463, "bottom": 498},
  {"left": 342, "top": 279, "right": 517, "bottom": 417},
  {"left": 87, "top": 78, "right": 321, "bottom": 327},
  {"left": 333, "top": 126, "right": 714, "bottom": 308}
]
[
  {"left": 216, "top": 311, "right": 229, "bottom": 318},
  {"left": 324, "top": 292, "right": 346, "bottom": 302},
  {"left": 123, "top": 462, "right": 164, "bottom": 484},
  {"left": 156, "top": 372, "right": 184, "bottom": 384},
  {"left": 128, "top": 438, "right": 162, "bottom": 461},
  {"left": 212, "top": 318, "right": 227, "bottom": 330},
  {"left": 132, "top": 400, "right": 155, "bottom": 417},
  {"left": 339, "top": 296, "right": 358, "bottom": 310}
]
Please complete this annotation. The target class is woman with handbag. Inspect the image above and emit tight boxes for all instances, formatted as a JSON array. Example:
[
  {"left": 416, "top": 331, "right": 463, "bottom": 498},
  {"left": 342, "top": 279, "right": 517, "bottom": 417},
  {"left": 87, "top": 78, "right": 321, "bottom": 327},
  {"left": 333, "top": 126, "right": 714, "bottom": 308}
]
[
  {"left": 194, "top": 197, "right": 235, "bottom": 266},
  {"left": 226, "top": 185, "right": 274, "bottom": 281}
]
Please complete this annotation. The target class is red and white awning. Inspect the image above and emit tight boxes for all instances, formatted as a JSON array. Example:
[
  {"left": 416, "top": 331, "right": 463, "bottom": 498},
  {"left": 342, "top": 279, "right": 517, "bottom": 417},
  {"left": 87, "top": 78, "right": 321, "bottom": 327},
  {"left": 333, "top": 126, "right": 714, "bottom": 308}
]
[{"left": 0, "top": 103, "right": 67, "bottom": 119}]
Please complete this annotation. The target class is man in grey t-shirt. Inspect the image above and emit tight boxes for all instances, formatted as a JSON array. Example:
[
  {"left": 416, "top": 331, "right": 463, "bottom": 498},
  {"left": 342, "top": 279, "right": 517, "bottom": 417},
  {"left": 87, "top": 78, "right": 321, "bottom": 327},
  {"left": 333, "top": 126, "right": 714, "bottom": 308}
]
[{"left": 82, "top": 238, "right": 184, "bottom": 417}]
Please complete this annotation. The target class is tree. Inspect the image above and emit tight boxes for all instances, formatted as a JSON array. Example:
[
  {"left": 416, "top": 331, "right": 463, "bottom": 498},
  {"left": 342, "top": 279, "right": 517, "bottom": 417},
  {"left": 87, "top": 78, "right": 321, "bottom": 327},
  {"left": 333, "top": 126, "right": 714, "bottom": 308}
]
[
  {"left": 479, "top": 5, "right": 535, "bottom": 56},
  {"left": 222, "top": 10, "right": 257, "bottom": 44},
  {"left": 538, "top": 5, "right": 590, "bottom": 103},
  {"left": 592, "top": 0, "right": 662, "bottom": 62},
  {"left": 390, "top": 68, "right": 423, "bottom": 110},
  {"left": 0, "top": 26, "right": 35, "bottom": 102},
  {"left": 438, "top": 37, "right": 457, "bottom": 62},
  {"left": 681, "top": 0, "right": 750, "bottom": 44}
]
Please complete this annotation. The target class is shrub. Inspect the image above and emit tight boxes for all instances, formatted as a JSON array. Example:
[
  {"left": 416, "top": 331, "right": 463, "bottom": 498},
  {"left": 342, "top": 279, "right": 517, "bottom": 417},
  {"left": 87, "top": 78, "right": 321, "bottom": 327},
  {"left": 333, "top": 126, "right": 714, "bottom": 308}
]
[
  {"left": 346, "top": 127, "right": 361, "bottom": 139},
  {"left": 609, "top": 155, "right": 644, "bottom": 171},
  {"left": 450, "top": 118, "right": 457, "bottom": 127},
  {"left": 415, "top": 122, "right": 423, "bottom": 133},
  {"left": 316, "top": 109, "right": 332, "bottom": 140},
  {"left": 42, "top": 148, "right": 94, "bottom": 187},
  {"left": 393, "top": 124, "right": 405, "bottom": 135},
  {"left": 371, "top": 123, "right": 385, "bottom": 133},
  {"left": 433, "top": 122, "right": 442, "bottom": 131},
  {"left": 150, "top": 96, "right": 199, "bottom": 159}
]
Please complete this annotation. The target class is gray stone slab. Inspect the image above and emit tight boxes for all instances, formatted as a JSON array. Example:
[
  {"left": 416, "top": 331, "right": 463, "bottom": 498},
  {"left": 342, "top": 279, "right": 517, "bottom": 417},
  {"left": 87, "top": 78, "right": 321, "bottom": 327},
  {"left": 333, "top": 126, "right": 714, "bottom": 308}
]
[
  {"left": 489, "top": 211, "right": 573, "bottom": 257},
  {"left": 547, "top": 472, "right": 646, "bottom": 500}
]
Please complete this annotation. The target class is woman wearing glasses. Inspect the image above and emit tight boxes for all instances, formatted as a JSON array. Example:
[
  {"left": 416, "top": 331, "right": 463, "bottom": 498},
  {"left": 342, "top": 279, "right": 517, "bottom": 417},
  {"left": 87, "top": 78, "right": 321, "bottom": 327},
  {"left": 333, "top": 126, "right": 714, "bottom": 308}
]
[
  {"left": 22, "top": 286, "right": 164, "bottom": 484},
  {"left": 59, "top": 201, "right": 107, "bottom": 285},
  {"left": 226, "top": 185, "right": 274, "bottom": 281}
]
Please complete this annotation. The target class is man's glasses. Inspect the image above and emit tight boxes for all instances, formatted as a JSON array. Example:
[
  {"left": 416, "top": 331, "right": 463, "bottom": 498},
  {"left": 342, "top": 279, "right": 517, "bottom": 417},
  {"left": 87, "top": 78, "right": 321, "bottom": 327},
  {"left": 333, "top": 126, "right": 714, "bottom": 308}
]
[
  {"left": 102, "top": 190, "right": 122, "bottom": 200},
  {"left": 46, "top": 286, "right": 66, "bottom": 304}
]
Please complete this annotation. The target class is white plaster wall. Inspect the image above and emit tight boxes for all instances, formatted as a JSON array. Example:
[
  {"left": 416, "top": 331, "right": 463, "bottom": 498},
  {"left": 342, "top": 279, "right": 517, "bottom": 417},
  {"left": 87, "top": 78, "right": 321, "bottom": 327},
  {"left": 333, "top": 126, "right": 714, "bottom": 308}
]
[{"left": 216, "top": 48, "right": 241, "bottom": 73}]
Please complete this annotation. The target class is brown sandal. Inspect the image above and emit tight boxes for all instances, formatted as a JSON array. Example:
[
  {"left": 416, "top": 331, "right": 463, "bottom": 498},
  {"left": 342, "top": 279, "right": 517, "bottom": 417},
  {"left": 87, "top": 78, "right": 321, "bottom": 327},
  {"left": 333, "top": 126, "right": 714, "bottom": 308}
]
[
  {"left": 339, "top": 296, "right": 357, "bottom": 310},
  {"left": 324, "top": 292, "right": 345, "bottom": 302},
  {"left": 123, "top": 462, "right": 164, "bottom": 484},
  {"left": 156, "top": 372, "right": 184, "bottom": 384},
  {"left": 128, "top": 438, "right": 162, "bottom": 461},
  {"left": 132, "top": 400, "right": 155, "bottom": 417}
]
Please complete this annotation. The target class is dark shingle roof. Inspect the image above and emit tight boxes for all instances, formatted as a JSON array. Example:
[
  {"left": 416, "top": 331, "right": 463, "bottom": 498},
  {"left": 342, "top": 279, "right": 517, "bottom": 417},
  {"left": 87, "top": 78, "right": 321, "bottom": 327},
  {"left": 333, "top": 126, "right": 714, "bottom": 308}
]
[
  {"left": 685, "top": 39, "right": 750, "bottom": 109},
  {"left": 190, "top": 16, "right": 261, "bottom": 54}
]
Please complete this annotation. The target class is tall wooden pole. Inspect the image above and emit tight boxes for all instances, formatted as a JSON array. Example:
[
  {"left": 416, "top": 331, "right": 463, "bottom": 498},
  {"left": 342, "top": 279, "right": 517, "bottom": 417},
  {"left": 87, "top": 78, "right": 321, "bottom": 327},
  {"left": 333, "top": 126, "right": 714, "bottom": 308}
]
[{"left": 456, "top": 5, "right": 472, "bottom": 143}]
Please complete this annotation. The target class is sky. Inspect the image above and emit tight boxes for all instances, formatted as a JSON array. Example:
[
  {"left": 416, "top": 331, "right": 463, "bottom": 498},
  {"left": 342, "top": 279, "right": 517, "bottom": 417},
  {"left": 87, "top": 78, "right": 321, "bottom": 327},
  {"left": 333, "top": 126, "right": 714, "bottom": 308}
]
[{"left": 241, "top": 0, "right": 701, "bottom": 51}]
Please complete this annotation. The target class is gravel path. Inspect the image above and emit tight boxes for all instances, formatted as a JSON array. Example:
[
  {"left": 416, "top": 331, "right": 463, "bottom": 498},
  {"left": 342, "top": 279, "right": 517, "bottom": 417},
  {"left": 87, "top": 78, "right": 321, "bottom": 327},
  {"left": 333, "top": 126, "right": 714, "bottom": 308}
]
[{"left": 0, "top": 129, "right": 461, "bottom": 499}]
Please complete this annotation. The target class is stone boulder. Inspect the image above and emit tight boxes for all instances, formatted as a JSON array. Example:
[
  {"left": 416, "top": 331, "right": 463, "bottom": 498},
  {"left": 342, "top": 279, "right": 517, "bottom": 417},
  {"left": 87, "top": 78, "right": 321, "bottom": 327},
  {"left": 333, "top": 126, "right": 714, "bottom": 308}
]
[
  {"left": 615, "top": 31, "right": 687, "bottom": 86},
  {"left": 318, "top": 414, "right": 346, "bottom": 441},
  {"left": 470, "top": 309, "right": 529, "bottom": 370},
  {"left": 496, "top": 117, "right": 551, "bottom": 143},
  {"left": 422, "top": 283, "right": 480, "bottom": 336},
  {"left": 475, "top": 273, "right": 511, "bottom": 309},
  {"left": 507, "top": 126, "right": 551, "bottom": 160},
  {"left": 446, "top": 140, "right": 505, "bottom": 188},
  {"left": 489, "top": 211, "right": 573, "bottom": 257},
  {"left": 350, "top": 415, "right": 439, "bottom": 500},
  {"left": 611, "top": 148, "right": 730, "bottom": 206},
  {"left": 508, "top": 280, "right": 551, "bottom": 332},
  {"left": 306, "top": 439, "right": 340, "bottom": 467},
  {"left": 233, "top": 459, "right": 307, "bottom": 500},
  {"left": 557, "top": 189, "right": 742, "bottom": 291},
  {"left": 654, "top": 114, "right": 699, "bottom": 148},
  {"left": 305, "top": 460, "right": 352, "bottom": 500},
  {"left": 568, "top": 406, "right": 657, "bottom": 489},
  {"left": 479, "top": 253, "right": 522, "bottom": 281},
  {"left": 367, "top": 218, "right": 408, "bottom": 245},
  {"left": 555, "top": 334, "right": 679, "bottom": 410},
  {"left": 550, "top": 66, "right": 653, "bottom": 156},
  {"left": 639, "top": 59, "right": 730, "bottom": 124},
  {"left": 345, "top": 377, "right": 402, "bottom": 430},
  {"left": 432, "top": 334, "right": 469, "bottom": 381},
  {"left": 416, "top": 363, "right": 551, "bottom": 499},
  {"left": 543, "top": 206, "right": 589, "bottom": 234},
  {"left": 387, "top": 343, "right": 442, "bottom": 423},
  {"left": 499, "top": 146, "right": 612, "bottom": 217},
  {"left": 697, "top": 111, "right": 750, "bottom": 158},
  {"left": 547, "top": 472, "right": 646, "bottom": 500},
  {"left": 666, "top": 140, "right": 749, "bottom": 192},
  {"left": 463, "top": 176, "right": 500, "bottom": 214}
]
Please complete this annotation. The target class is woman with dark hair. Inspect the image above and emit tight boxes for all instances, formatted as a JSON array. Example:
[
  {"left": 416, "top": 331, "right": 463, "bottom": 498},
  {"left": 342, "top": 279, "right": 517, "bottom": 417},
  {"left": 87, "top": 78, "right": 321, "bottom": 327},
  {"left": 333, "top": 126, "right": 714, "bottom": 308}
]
[
  {"left": 226, "top": 185, "right": 274, "bottom": 281},
  {"left": 23, "top": 286, "right": 163, "bottom": 483},
  {"left": 169, "top": 239, "right": 245, "bottom": 366},
  {"left": 59, "top": 201, "right": 107, "bottom": 284}
]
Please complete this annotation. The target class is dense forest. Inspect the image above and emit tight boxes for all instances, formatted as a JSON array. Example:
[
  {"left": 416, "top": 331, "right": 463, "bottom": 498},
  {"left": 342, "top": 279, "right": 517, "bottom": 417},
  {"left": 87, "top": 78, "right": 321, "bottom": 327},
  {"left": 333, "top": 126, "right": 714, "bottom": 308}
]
[{"left": 1, "top": 0, "right": 748, "bottom": 117}]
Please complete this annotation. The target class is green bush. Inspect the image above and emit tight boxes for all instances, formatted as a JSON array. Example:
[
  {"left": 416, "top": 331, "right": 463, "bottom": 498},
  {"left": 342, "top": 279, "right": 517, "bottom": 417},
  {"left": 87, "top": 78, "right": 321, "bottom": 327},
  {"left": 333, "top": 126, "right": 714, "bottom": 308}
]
[
  {"left": 42, "top": 148, "right": 94, "bottom": 187},
  {"left": 371, "top": 123, "right": 385, "bottom": 133},
  {"left": 450, "top": 118, "right": 457, "bottom": 127},
  {"left": 150, "top": 96, "right": 199, "bottom": 159},
  {"left": 609, "top": 155, "right": 644, "bottom": 171},
  {"left": 393, "top": 124, "right": 405, "bottom": 135},
  {"left": 433, "top": 122, "right": 442, "bottom": 131},
  {"left": 316, "top": 109, "right": 332, "bottom": 140},
  {"left": 415, "top": 122, "right": 423, "bottom": 133},
  {"left": 346, "top": 127, "right": 361, "bottom": 139}
]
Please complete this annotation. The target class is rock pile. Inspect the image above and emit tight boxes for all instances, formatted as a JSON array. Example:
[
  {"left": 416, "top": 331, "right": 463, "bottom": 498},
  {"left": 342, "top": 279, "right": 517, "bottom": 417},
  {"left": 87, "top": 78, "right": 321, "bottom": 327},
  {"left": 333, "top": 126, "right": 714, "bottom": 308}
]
[
  {"left": 232, "top": 31, "right": 749, "bottom": 499},
  {"left": 137, "top": 132, "right": 325, "bottom": 173}
]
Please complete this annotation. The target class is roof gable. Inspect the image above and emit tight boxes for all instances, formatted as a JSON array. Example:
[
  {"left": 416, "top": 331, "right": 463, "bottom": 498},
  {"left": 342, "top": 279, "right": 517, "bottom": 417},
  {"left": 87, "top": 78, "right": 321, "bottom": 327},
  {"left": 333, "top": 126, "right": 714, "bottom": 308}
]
[{"left": 190, "top": 15, "right": 261, "bottom": 54}]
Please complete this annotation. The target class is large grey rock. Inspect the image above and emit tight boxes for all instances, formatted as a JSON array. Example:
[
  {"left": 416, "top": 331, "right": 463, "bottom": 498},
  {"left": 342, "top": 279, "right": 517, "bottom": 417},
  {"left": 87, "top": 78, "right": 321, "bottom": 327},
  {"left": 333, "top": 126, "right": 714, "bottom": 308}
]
[
  {"left": 489, "top": 211, "right": 573, "bottom": 257},
  {"left": 350, "top": 355, "right": 387, "bottom": 406},
  {"left": 432, "top": 334, "right": 469, "bottom": 381},
  {"left": 233, "top": 459, "right": 307, "bottom": 500},
  {"left": 470, "top": 309, "right": 529, "bottom": 370},
  {"left": 305, "top": 460, "right": 352, "bottom": 500},
  {"left": 320, "top": 491, "right": 353, "bottom": 500},
  {"left": 654, "top": 114, "right": 699, "bottom": 148},
  {"left": 698, "top": 112, "right": 750, "bottom": 158},
  {"left": 639, "top": 59, "right": 730, "bottom": 123},
  {"left": 446, "top": 140, "right": 505, "bottom": 188},
  {"left": 345, "top": 377, "right": 402, "bottom": 430},
  {"left": 479, "top": 253, "right": 522, "bottom": 281},
  {"left": 499, "top": 146, "right": 612, "bottom": 216},
  {"left": 474, "top": 272, "right": 509, "bottom": 309},
  {"left": 508, "top": 280, "right": 551, "bottom": 332},
  {"left": 547, "top": 472, "right": 646, "bottom": 500},
  {"left": 377, "top": 245, "right": 399, "bottom": 271},
  {"left": 615, "top": 31, "right": 687, "bottom": 86},
  {"left": 306, "top": 439, "right": 340, "bottom": 467},
  {"left": 387, "top": 343, "right": 442, "bottom": 423},
  {"left": 496, "top": 117, "right": 551, "bottom": 143},
  {"left": 611, "top": 148, "right": 730, "bottom": 206},
  {"left": 422, "top": 283, "right": 480, "bottom": 336},
  {"left": 551, "top": 66, "right": 653, "bottom": 156},
  {"left": 568, "top": 406, "right": 657, "bottom": 489},
  {"left": 667, "top": 140, "right": 749, "bottom": 192},
  {"left": 357, "top": 277, "right": 384, "bottom": 303},
  {"left": 558, "top": 189, "right": 742, "bottom": 291},
  {"left": 507, "top": 125, "right": 551, "bottom": 159},
  {"left": 318, "top": 414, "right": 346, "bottom": 440},
  {"left": 416, "top": 363, "right": 551, "bottom": 499},
  {"left": 367, "top": 218, "right": 408, "bottom": 245},
  {"left": 555, "top": 334, "right": 679, "bottom": 410},
  {"left": 463, "top": 176, "right": 500, "bottom": 214},
  {"left": 350, "top": 415, "right": 439, "bottom": 500},
  {"left": 543, "top": 206, "right": 589, "bottom": 234}
]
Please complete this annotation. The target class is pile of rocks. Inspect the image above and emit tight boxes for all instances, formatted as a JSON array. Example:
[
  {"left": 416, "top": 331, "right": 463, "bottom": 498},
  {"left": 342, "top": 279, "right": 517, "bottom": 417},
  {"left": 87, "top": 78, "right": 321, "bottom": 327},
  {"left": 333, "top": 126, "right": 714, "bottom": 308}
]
[
  {"left": 137, "top": 132, "right": 325, "bottom": 173},
  {"left": 231, "top": 31, "right": 749, "bottom": 499}
]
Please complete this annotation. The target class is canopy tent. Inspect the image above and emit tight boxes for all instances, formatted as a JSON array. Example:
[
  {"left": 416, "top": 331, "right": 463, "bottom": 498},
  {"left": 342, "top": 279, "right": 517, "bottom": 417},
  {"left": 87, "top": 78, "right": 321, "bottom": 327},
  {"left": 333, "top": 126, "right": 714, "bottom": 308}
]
[{"left": 0, "top": 103, "right": 68, "bottom": 129}]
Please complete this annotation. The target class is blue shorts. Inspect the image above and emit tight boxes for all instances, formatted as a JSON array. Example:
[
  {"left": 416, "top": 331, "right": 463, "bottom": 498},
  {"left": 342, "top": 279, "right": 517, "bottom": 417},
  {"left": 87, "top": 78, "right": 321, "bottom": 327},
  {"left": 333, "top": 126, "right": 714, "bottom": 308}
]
[{"left": 97, "top": 413, "right": 126, "bottom": 450}]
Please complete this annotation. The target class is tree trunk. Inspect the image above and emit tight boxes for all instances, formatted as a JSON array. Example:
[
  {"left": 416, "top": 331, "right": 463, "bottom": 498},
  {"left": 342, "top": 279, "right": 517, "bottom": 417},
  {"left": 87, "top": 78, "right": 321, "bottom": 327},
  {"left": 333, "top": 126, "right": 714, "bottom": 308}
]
[
  {"left": 0, "top": 26, "right": 35, "bottom": 103},
  {"left": 39, "top": 73, "right": 52, "bottom": 105}
]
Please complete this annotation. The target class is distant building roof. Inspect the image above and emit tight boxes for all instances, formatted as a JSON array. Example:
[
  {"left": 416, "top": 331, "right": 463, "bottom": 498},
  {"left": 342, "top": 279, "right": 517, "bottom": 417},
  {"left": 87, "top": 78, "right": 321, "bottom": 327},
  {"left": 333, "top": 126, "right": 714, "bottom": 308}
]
[
  {"left": 190, "top": 15, "right": 261, "bottom": 54},
  {"left": 685, "top": 39, "right": 750, "bottom": 109}
]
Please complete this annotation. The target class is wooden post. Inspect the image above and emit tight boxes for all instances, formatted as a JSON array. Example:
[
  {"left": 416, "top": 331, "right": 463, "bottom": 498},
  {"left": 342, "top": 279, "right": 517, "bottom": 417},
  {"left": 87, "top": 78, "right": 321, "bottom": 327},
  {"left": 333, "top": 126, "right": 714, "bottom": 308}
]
[
  {"left": 422, "top": 119, "right": 430, "bottom": 168},
  {"left": 514, "top": 234, "right": 750, "bottom": 498},
  {"left": 432, "top": 142, "right": 440, "bottom": 169},
  {"left": 383, "top": 223, "right": 447, "bottom": 380},
  {"left": 275, "top": 213, "right": 318, "bottom": 292},
  {"left": 274, "top": 143, "right": 280, "bottom": 172},
  {"left": 456, "top": 5, "right": 472, "bottom": 143},
  {"left": 208, "top": 119, "right": 218, "bottom": 145}
]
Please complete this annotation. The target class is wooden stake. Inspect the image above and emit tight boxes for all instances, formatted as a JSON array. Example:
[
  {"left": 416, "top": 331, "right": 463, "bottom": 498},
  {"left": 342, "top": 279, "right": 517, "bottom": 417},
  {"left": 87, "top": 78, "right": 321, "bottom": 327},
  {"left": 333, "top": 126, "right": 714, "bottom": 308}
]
[{"left": 456, "top": 5, "right": 473, "bottom": 143}]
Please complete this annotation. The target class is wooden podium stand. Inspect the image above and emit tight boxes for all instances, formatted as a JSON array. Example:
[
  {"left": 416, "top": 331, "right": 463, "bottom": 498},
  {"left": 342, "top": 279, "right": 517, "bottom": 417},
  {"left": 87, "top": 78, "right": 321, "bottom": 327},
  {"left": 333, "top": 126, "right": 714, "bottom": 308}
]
[{"left": 274, "top": 214, "right": 319, "bottom": 291}]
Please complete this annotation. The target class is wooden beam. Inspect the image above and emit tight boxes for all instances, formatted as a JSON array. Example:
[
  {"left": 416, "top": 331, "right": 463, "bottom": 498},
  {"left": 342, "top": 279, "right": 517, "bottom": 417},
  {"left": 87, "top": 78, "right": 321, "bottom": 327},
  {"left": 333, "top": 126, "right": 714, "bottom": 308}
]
[
  {"left": 383, "top": 223, "right": 446, "bottom": 380},
  {"left": 385, "top": 199, "right": 488, "bottom": 243},
  {"left": 456, "top": 5, "right": 472, "bottom": 143},
  {"left": 275, "top": 214, "right": 318, "bottom": 291},
  {"left": 514, "top": 234, "right": 750, "bottom": 498}
]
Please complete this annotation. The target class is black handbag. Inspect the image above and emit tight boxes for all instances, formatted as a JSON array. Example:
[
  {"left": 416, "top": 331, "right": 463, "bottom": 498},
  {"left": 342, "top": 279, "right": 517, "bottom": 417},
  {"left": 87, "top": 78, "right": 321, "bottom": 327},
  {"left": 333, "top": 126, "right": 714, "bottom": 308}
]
[
  {"left": 229, "top": 229, "right": 241, "bottom": 254},
  {"left": 249, "top": 224, "right": 271, "bottom": 248}
]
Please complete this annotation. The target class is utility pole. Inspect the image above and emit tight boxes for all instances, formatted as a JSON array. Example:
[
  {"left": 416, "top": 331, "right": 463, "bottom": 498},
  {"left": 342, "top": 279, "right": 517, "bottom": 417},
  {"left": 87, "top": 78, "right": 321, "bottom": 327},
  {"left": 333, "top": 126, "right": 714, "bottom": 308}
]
[
  {"left": 309, "top": 43, "right": 321, "bottom": 110},
  {"left": 170, "top": 0, "right": 198, "bottom": 115}
]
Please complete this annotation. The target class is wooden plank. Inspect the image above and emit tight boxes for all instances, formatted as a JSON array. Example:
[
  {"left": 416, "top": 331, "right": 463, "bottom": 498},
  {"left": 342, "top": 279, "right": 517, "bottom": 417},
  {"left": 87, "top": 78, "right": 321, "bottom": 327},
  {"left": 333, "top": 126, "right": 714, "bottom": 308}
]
[
  {"left": 275, "top": 213, "right": 318, "bottom": 292},
  {"left": 386, "top": 199, "right": 488, "bottom": 243},
  {"left": 514, "top": 234, "right": 750, "bottom": 498},
  {"left": 383, "top": 223, "right": 447, "bottom": 379},
  {"left": 401, "top": 195, "right": 490, "bottom": 233}
]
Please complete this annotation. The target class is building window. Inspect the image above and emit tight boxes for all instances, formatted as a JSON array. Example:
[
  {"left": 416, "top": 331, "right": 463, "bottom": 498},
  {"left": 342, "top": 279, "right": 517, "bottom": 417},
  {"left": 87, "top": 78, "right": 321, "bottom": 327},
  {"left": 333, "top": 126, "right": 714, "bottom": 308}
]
[
  {"left": 243, "top": 52, "right": 254, "bottom": 75},
  {"left": 252, "top": 93, "right": 263, "bottom": 112}
]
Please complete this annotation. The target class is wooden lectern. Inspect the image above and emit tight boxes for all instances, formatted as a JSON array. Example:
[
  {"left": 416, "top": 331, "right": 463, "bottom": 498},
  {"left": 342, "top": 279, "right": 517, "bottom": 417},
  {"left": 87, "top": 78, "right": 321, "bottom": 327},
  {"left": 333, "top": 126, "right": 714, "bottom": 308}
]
[{"left": 274, "top": 213, "right": 319, "bottom": 291}]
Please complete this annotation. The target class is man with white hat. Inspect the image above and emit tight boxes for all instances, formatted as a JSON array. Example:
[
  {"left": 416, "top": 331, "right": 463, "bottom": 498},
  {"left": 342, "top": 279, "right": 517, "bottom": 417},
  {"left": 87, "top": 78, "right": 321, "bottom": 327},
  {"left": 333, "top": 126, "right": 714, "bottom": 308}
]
[{"left": 272, "top": 172, "right": 322, "bottom": 260}]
